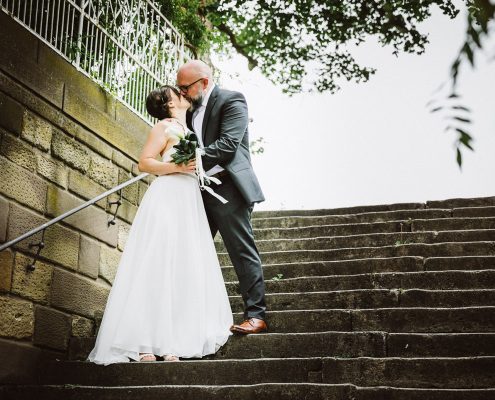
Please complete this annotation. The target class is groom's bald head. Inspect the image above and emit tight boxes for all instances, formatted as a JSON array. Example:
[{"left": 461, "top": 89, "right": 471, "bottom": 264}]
[
  {"left": 176, "top": 60, "right": 214, "bottom": 110},
  {"left": 177, "top": 60, "right": 212, "bottom": 83}
]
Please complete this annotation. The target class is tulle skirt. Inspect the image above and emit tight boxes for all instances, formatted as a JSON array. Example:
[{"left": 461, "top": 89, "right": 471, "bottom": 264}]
[{"left": 87, "top": 173, "right": 233, "bottom": 365}]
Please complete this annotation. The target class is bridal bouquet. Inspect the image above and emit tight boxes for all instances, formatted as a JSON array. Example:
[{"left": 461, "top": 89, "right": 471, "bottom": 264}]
[
  {"left": 170, "top": 132, "right": 199, "bottom": 165},
  {"left": 170, "top": 131, "right": 228, "bottom": 204}
]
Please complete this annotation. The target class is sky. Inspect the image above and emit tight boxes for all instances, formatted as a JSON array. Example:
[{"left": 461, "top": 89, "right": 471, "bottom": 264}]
[{"left": 212, "top": 3, "right": 495, "bottom": 211}]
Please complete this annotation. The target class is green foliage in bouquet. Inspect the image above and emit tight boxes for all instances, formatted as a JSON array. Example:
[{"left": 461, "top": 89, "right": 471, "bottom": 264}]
[{"left": 171, "top": 132, "right": 199, "bottom": 165}]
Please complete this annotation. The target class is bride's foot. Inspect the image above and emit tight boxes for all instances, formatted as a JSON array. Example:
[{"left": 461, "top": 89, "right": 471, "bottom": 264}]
[
  {"left": 139, "top": 353, "right": 156, "bottom": 362},
  {"left": 163, "top": 354, "right": 180, "bottom": 362}
]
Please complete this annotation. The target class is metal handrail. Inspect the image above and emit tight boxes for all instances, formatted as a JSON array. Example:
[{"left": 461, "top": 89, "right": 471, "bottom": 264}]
[{"left": 0, "top": 172, "right": 149, "bottom": 253}]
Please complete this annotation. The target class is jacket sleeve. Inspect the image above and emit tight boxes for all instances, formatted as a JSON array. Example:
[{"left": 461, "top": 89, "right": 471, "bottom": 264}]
[{"left": 202, "top": 91, "right": 248, "bottom": 171}]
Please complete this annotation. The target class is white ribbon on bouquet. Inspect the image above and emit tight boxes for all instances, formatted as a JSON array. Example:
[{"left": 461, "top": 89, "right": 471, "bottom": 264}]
[{"left": 195, "top": 148, "right": 228, "bottom": 204}]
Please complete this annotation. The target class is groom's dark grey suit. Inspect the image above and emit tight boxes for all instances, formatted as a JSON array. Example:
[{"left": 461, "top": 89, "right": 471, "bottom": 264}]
[{"left": 186, "top": 85, "right": 266, "bottom": 320}]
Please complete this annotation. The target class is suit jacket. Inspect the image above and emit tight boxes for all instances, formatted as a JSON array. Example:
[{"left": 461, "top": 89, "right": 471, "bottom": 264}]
[{"left": 186, "top": 86, "right": 265, "bottom": 205}]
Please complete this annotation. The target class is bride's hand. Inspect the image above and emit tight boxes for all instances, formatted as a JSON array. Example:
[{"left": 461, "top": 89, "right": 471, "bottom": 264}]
[{"left": 174, "top": 159, "right": 196, "bottom": 173}]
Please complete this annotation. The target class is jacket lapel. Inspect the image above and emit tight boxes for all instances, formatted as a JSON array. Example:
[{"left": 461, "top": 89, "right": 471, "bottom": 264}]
[
  {"left": 202, "top": 86, "right": 219, "bottom": 144},
  {"left": 186, "top": 110, "right": 194, "bottom": 132}
]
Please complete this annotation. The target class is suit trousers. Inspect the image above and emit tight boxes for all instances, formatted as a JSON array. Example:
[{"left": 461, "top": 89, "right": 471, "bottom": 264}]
[{"left": 202, "top": 174, "right": 266, "bottom": 320}]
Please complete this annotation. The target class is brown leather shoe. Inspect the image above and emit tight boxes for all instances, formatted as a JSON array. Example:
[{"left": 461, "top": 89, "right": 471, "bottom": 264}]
[{"left": 230, "top": 318, "right": 267, "bottom": 334}]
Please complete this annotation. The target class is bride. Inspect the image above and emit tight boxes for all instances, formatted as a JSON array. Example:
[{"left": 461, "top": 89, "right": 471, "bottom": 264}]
[{"left": 87, "top": 85, "right": 233, "bottom": 365}]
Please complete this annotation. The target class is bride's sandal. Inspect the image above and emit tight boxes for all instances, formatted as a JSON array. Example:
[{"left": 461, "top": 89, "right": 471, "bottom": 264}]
[
  {"left": 139, "top": 353, "right": 156, "bottom": 362},
  {"left": 163, "top": 354, "right": 180, "bottom": 362}
]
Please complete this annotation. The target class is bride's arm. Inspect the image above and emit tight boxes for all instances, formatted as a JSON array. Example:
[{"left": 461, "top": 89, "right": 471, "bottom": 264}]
[{"left": 138, "top": 123, "right": 195, "bottom": 175}]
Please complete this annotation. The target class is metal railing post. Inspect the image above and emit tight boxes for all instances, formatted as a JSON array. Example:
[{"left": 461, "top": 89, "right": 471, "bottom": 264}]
[{"left": 75, "top": 0, "right": 87, "bottom": 68}]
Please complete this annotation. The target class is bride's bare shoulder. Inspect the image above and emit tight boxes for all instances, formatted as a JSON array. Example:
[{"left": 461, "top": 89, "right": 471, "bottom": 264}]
[
  {"left": 154, "top": 118, "right": 175, "bottom": 129},
  {"left": 151, "top": 119, "right": 175, "bottom": 136}
]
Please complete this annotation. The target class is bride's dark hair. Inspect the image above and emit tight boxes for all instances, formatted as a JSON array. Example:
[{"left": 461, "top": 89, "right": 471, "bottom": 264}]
[{"left": 146, "top": 85, "right": 181, "bottom": 119}]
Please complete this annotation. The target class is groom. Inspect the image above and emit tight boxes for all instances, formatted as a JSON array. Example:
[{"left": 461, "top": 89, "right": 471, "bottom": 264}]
[{"left": 177, "top": 60, "right": 267, "bottom": 334}]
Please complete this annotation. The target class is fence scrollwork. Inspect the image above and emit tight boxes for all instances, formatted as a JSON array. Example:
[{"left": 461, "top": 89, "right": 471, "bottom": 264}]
[{"left": 1, "top": 0, "right": 192, "bottom": 123}]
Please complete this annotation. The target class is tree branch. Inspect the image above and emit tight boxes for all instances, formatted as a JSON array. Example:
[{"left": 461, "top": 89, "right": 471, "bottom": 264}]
[{"left": 216, "top": 22, "right": 259, "bottom": 69}]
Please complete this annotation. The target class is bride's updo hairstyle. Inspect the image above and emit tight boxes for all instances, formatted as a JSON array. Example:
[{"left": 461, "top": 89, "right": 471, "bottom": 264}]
[{"left": 146, "top": 85, "right": 181, "bottom": 119}]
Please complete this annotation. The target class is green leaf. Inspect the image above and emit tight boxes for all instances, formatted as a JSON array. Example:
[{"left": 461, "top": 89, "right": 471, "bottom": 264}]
[
  {"left": 456, "top": 148, "right": 462, "bottom": 168},
  {"left": 463, "top": 43, "right": 474, "bottom": 66},
  {"left": 469, "top": 25, "right": 482, "bottom": 48},
  {"left": 456, "top": 128, "right": 474, "bottom": 151},
  {"left": 451, "top": 105, "right": 471, "bottom": 112},
  {"left": 430, "top": 106, "right": 443, "bottom": 113},
  {"left": 450, "top": 116, "right": 471, "bottom": 124},
  {"left": 450, "top": 59, "right": 461, "bottom": 86}
]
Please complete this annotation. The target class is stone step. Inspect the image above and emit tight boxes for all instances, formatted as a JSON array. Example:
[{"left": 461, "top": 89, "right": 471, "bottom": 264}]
[
  {"left": 356, "top": 387, "right": 495, "bottom": 400},
  {"left": 412, "top": 217, "right": 495, "bottom": 232},
  {"left": 251, "top": 209, "right": 453, "bottom": 229},
  {"left": 71, "top": 331, "right": 495, "bottom": 362},
  {"left": 225, "top": 270, "right": 495, "bottom": 295},
  {"left": 35, "top": 357, "right": 495, "bottom": 388},
  {"left": 250, "top": 217, "right": 495, "bottom": 241},
  {"left": 424, "top": 255, "right": 495, "bottom": 271},
  {"left": 211, "top": 331, "right": 387, "bottom": 359},
  {"left": 323, "top": 356, "right": 495, "bottom": 388},
  {"left": 426, "top": 197, "right": 495, "bottom": 209},
  {"left": 453, "top": 206, "right": 495, "bottom": 218},
  {"left": 68, "top": 306, "right": 495, "bottom": 360},
  {"left": 79, "top": 330, "right": 491, "bottom": 361},
  {"left": 2, "top": 385, "right": 495, "bottom": 400},
  {"left": 229, "top": 289, "right": 495, "bottom": 313},
  {"left": 0, "top": 383, "right": 355, "bottom": 400},
  {"left": 36, "top": 358, "right": 327, "bottom": 386},
  {"left": 253, "top": 220, "right": 401, "bottom": 241},
  {"left": 232, "top": 306, "right": 495, "bottom": 334},
  {"left": 221, "top": 256, "right": 495, "bottom": 281},
  {"left": 218, "top": 241, "right": 495, "bottom": 266},
  {"left": 253, "top": 202, "right": 425, "bottom": 218},
  {"left": 387, "top": 333, "right": 495, "bottom": 357},
  {"left": 252, "top": 197, "right": 495, "bottom": 219},
  {"left": 213, "top": 332, "right": 495, "bottom": 359},
  {"left": 216, "top": 230, "right": 495, "bottom": 253},
  {"left": 67, "top": 306, "right": 495, "bottom": 360}
]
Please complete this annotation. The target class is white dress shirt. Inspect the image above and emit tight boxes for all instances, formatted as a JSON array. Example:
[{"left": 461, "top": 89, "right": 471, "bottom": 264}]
[{"left": 193, "top": 84, "right": 224, "bottom": 176}]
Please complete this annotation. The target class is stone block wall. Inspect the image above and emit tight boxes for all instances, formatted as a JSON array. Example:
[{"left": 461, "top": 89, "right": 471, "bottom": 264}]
[{"left": 0, "top": 11, "right": 155, "bottom": 383}]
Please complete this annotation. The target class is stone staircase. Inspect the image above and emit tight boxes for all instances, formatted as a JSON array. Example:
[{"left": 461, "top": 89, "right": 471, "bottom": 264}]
[{"left": 2, "top": 197, "right": 495, "bottom": 399}]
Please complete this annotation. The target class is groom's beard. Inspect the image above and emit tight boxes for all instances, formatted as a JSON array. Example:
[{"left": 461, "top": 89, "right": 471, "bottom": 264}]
[{"left": 188, "top": 92, "right": 204, "bottom": 112}]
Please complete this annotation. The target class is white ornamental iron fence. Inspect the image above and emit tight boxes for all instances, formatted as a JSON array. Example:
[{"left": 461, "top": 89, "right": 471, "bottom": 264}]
[{"left": 1, "top": 0, "right": 192, "bottom": 123}]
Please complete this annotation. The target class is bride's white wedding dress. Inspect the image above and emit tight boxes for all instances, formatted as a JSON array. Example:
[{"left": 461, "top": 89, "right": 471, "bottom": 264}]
[{"left": 87, "top": 128, "right": 233, "bottom": 366}]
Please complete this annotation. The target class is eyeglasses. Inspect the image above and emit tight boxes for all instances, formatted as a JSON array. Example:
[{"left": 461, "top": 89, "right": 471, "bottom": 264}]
[{"left": 177, "top": 77, "right": 205, "bottom": 93}]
